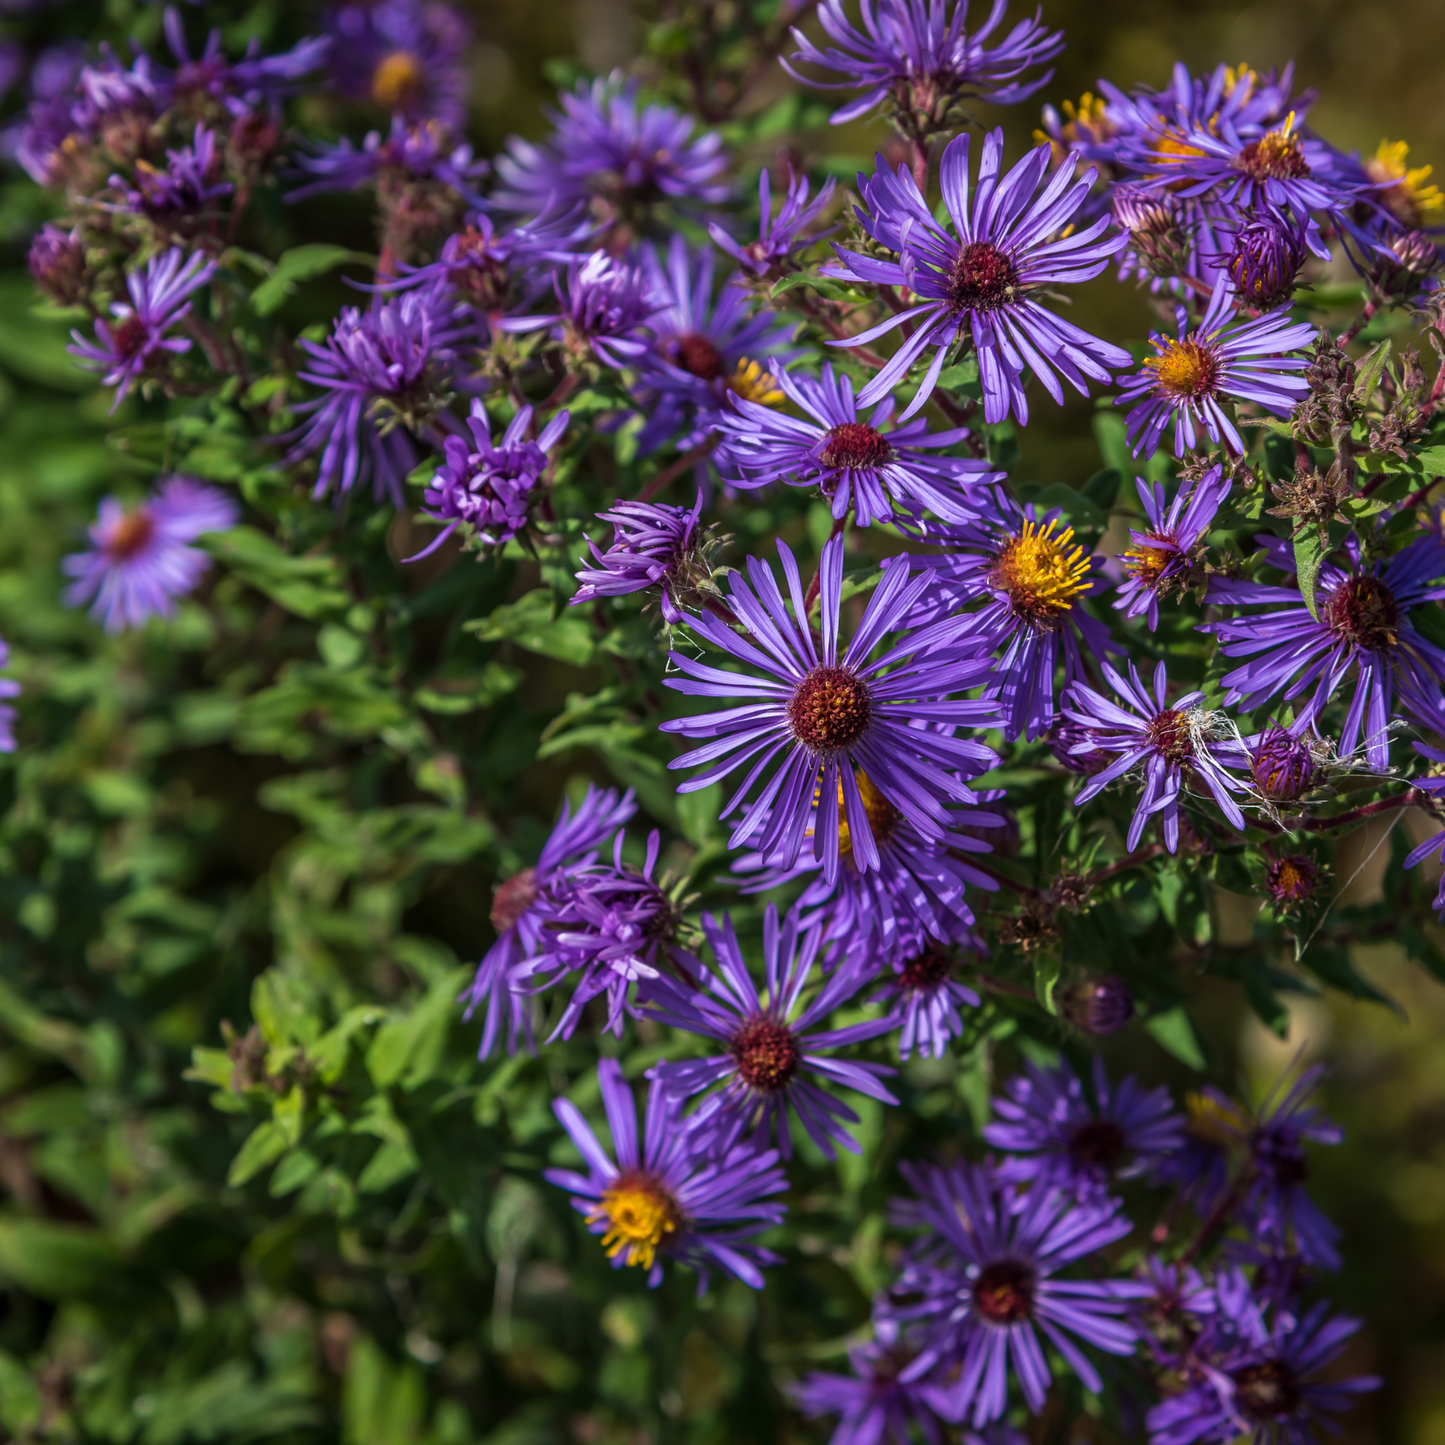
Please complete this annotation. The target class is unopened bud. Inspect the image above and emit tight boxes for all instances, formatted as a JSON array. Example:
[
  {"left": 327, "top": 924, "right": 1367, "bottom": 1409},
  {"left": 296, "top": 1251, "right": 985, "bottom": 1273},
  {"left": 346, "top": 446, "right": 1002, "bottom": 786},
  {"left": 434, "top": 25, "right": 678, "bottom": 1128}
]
[
  {"left": 1111, "top": 183, "right": 1191, "bottom": 279},
  {"left": 27, "top": 224, "right": 89, "bottom": 306},
  {"left": 1059, "top": 975, "right": 1134, "bottom": 1035}
]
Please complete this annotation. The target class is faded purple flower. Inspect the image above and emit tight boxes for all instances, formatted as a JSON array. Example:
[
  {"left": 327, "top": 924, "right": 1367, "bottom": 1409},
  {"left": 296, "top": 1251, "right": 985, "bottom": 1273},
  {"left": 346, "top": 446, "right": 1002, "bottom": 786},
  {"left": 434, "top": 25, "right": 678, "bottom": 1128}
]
[
  {"left": 570, "top": 496, "right": 706, "bottom": 625},
  {"left": 501, "top": 250, "right": 660, "bottom": 370}
]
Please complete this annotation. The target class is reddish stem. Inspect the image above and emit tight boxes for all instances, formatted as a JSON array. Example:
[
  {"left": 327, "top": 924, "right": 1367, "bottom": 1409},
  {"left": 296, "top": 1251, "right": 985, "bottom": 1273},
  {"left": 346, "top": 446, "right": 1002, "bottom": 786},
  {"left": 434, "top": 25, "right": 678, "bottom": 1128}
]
[
  {"left": 638, "top": 435, "right": 720, "bottom": 503},
  {"left": 1338, "top": 301, "right": 1379, "bottom": 346},
  {"left": 1302, "top": 789, "right": 1428, "bottom": 833}
]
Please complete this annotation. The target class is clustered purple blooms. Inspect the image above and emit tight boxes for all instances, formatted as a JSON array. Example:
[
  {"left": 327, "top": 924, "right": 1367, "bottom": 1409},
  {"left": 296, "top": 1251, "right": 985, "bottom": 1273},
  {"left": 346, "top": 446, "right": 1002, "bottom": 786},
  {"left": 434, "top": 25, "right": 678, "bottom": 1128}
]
[
  {"left": 288, "top": 112, "right": 489, "bottom": 206},
  {"left": 108, "top": 121, "right": 233, "bottom": 220}
]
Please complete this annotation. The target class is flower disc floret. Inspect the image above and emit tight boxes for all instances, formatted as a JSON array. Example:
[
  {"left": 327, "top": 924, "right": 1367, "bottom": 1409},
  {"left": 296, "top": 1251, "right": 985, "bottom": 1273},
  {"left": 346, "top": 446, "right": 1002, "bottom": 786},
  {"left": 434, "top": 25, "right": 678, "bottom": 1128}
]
[
  {"left": 590, "top": 1172, "right": 682, "bottom": 1270},
  {"left": 989, "top": 517, "right": 1092, "bottom": 625},
  {"left": 972, "top": 1259, "right": 1036, "bottom": 1324},
  {"left": 731, "top": 1016, "right": 801, "bottom": 1091},
  {"left": 787, "top": 665, "right": 874, "bottom": 752}
]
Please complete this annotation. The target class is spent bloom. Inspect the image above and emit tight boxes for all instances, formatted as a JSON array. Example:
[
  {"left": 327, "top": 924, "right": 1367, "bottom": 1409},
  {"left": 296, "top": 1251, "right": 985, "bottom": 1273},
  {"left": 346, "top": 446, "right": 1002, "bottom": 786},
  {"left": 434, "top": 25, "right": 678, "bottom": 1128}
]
[
  {"left": 708, "top": 167, "right": 838, "bottom": 278},
  {"left": 827, "top": 128, "right": 1130, "bottom": 424},
  {"left": 718, "top": 362, "right": 1004, "bottom": 526},
  {"left": 1063, "top": 660, "right": 1248, "bottom": 852},
  {"left": 1114, "top": 464, "right": 1231, "bottom": 628},
  {"left": 1221, "top": 213, "right": 1311, "bottom": 310},
  {"left": 463, "top": 785, "right": 636, "bottom": 1060},
  {"left": 784, "top": 0, "right": 1064, "bottom": 125},
  {"left": 546, "top": 1058, "right": 787, "bottom": 1292},
  {"left": 570, "top": 496, "right": 710, "bottom": 626},
  {"left": 325, "top": 0, "right": 471, "bottom": 127},
  {"left": 62, "top": 476, "right": 239, "bottom": 633},
  {"left": 68, "top": 248, "right": 216, "bottom": 410},
  {"left": 660, "top": 534, "right": 998, "bottom": 881},
  {"left": 643, "top": 906, "right": 896, "bottom": 1160},
  {"left": 1115, "top": 280, "right": 1315, "bottom": 458},
  {"left": 412, "top": 400, "right": 570, "bottom": 556}
]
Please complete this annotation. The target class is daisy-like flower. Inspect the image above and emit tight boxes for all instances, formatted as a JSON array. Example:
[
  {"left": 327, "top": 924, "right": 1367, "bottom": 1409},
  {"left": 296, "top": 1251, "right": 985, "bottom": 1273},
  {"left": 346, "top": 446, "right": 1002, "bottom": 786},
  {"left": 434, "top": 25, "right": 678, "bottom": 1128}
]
[
  {"left": 827, "top": 128, "right": 1131, "bottom": 425},
  {"left": 642, "top": 906, "right": 897, "bottom": 1160},
  {"left": 492, "top": 72, "right": 727, "bottom": 223},
  {"left": 1062, "top": 660, "right": 1249, "bottom": 852},
  {"left": 1115, "top": 280, "right": 1315, "bottom": 458},
  {"left": 792, "top": 1325, "right": 948, "bottom": 1445},
  {"left": 410, "top": 399, "right": 570, "bottom": 558},
  {"left": 501, "top": 250, "right": 660, "bottom": 370},
  {"left": 1203, "top": 530, "right": 1445, "bottom": 770},
  {"left": 462, "top": 785, "right": 636, "bottom": 1059},
  {"left": 734, "top": 768, "right": 1002, "bottom": 966},
  {"left": 149, "top": 9, "right": 329, "bottom": 112},
  {"left": 546, "top": 1058, "right": 787, "bottom": 1293},
  {"left": 570, "top": 496, "right": 713, "bottom": 625},
  {"left": 890, "top": 502, "right": 1115, "bottom": 741},
  {"left": 1263, "top": 852, "right": 1325, "bottom": 911},
  {"left": 874, "top": 939, "right": 984, "bottom": 1059},
  {"left": 718, "top": 363, "right": 1004, "bottom": 526},
  {"left": 1364, "top": 138, "right": 1445, "bottom": 232},
  {"left": 982, "top": 1055, "right": 1183, "bottom": 1199},
  {"left": 708, "top": 167, "right": 838, "bottom": 279},
  {"left": 1146, "top": 1270, "right": 1378, "bottom": 1445},
  {"left": 68, "top": 248, "right": 216, "bottom": 411},
  {"left": 324, "top": 0, "right": 471, "bottom": 127},
  {"left": 783, "top": 0, "right": 1064, "bottom": 126},
  {"left": 1114, "top": 464, "right": 1231, "bottom": 628},
  {"left": 633, "top": 236, "right": 798, "bottom": 455},
  {"left": 883, "top": 1160, "right": 1146, "bottom": 1426},
  {"left": 660, "top": 533, "right": 998, "bottom": 881},
  {"left": 284, "top": 282, "right": 476, "bottom": 504},
  {"left": 287, "top": 113, "right": 488, "bottom": 207},
  {"left": 62, "top": 475, "right": 239, "bottom": 633}
]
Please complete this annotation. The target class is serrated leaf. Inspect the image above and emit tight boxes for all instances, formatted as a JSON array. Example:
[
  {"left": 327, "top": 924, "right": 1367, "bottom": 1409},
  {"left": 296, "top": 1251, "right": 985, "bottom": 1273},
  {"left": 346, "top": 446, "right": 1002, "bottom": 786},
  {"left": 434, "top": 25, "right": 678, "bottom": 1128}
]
[{"left": 1293, "top": 529, "right": 1324, "bottom": 621}]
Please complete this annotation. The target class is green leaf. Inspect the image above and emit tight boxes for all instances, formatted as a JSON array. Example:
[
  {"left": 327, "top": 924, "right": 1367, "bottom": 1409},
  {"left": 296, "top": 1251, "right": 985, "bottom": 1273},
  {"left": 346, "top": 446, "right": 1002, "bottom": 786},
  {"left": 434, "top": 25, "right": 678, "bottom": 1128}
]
[
  {"left": 1294, "top": 529, "right": 1324, "bottom": 621},
  {"left": 228, "top": 1121, "right": 290, "bottom": 1186},
  {"left": 467, "top": 589, "right": 596, "bottom": 666},
  {"left": 1352, "top": 339, "right": 1392, "bottom": 403},
  {"left": 250, "top": 245, "right": 374, "bottom": 315},
  {"left": 357, "top": 1139, "right": 419, "bottom": 1194},
  {"left": 1145, "top": 1007, "right": 1207, "bottom": 1070},
  {"left": 0, "top": 1217, "right": 124, "bottom": 1299},
  {"left": 204, "top": 526, "right": 352, "bottom": 620}
]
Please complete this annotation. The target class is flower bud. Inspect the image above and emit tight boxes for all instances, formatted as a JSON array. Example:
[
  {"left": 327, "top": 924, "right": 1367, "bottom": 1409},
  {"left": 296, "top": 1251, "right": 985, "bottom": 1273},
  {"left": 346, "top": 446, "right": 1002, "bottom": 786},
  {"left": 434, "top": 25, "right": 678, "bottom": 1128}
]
[
  {"left": 1059, "top": 975, "right": 1134, "bottom": 1034},
  {"left": 1111, "top": 183, "right": 1190, "bottom": 279},
  {"left": 27, "top": 224, "right": 89, "bottom": 306},
  {"left": 1224, "top": 216, "right": 1308, "bottom": 309}
]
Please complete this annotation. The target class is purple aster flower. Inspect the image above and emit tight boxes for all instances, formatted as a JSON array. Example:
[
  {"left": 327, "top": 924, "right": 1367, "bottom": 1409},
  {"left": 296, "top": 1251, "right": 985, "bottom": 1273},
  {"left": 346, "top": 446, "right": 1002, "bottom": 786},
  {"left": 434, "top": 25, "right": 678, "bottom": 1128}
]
[
  {"left": 718, "top": 362, "right": 1004, "bottom": 526},
  {"left": 659, "top": 534, "right": 999, "bottom": 881},
  {"left": 1114, "top": 464, "right": 1230, "bottom": 628},
  {"left": 982, "top": 1055, "right": 1183, "bottom": 1198},
  {"left": 1132, "top": 1257, "right": 1216, "bottom": 1370},
  {"left": 570, "top": 496, "right": 710, "bottom": 626},
  {"left": 410, "top": 400, "right": 570, "bottom": 558},
  {"left": 109, "top": 122, "right": 232, "bottom": 220},
  {"left": 28, "top": 223, "right": 89, "bottom": 306},
  {"left": 500, "top": 250, "right": 660, "bottom": 370},
  {"left": 462, "top": 785, "right": 636, "bottom": 1059},
  {"left": 283, "top": 283, "right": 476, "bottom": 504},
  {"left": 1058, "top": 975, "right": 1135, "bottom": 1035},
  {"left": 888, "top": 502, "right": 1115, "bottom": 741},
  {"left": 62, "top": 475, "right": 238, "bottom": 633},
  {"left": 0, "top": 639, "right": 21, "bottom": 753},
  {"left": 792, "top": 1325, "right": 947, "bottom": 1445},
  {"left": 827, "top": 129, "right": 1130, "bottom": 424},
  {"left": 324, "top": 0, "right": 470, "bottom": 127},
  {"left": 708, "top": 167, "right": 838, "bottom": 279},
  {"left": 287, "top": 114, "right": 488, "bottom": 206},
  {"left": 1403, "top": 743, "right": 1445, "bottom": 917},
  {"left": 784, "top": 0, "right": 1064, "bottom": 125},
  {"left": 642, "top": 906, "right": 897, "bottom": 1160},
  {"left": 633, "top": 236, "right": 799, "bottom": 454},
  {"left": 492, "top": 72, "right": 727, "bottom": 223},
  {"left": 1115, "top": 280, "right": 1315, "bottom": 458},
  {"left": 1062, "top": 660, "right": 1249, "bottom": 852},
  {"left": 520, "top": 828, "right": 686, "bottom": 1043},
  {"left": 68, "top": 248, "right": 215, "bottom": 411},
  {"left": 1219, "top": 213, "right": 1311, "bottom": 310},
  {"left": 1246, "top": 720, "right": 1332, "bottom": 820},
  {"left": 13, "top": 46, "right": 88, "bottom": 187},
  {"left": 1203, "top": 529, "right": 1445, "bottom": 769},
  {"left": 73, "top": 47, "right": 158, "bottom": 138},
  {"left": 874, "top": 939, "right": 984, "bottom": 1059},
  {"left": 1146, "top": 1269, "right": 1378, "bottom": 1445},
  {"left": 546, "top": 1058, "right": 786, "bottom": 1293},
  {"left": 883, "top": 1161, "right": 1146, "bottom": 1426},
  {"left": 733, "top": 769, "right": 1003, "bottom": 967}
]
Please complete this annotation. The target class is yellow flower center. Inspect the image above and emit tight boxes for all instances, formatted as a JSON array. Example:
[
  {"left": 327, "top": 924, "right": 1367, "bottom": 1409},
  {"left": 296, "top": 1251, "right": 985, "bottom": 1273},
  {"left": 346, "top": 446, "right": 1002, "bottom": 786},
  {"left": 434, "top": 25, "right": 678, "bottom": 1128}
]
[
  {"left": 1367, "top": 139, "right": 1444, "bottom": 228},
  {"left": 1123, "top": 537, "right": 1174, "bottom": 586},
  {"left": 1237, "top": 113, "right": 1310, "bottom": 181},
  {"left": 1145, "top": 336, "right": 1220, "bottom": 399},
  {"left": 828, "top": 769, "right": 901, "bottom": 859},
  {"left": 371, "top": 50, "right": 425, "bottom": 110},
  {"left": 1223, "top": 63, "right": 1257, "bottom": 99},
  {"left": 988, "top": 518, "right": 1092, "bottom": 625},
  {"left": 727, "top": 358, "right": 784, "bottom": 407},
  {"left": 588, "top": 1173, "right": 681, "bottom": 1271},
  {"left": 1184, "top": 1090, "right": 1249, "bottom": 1148}
]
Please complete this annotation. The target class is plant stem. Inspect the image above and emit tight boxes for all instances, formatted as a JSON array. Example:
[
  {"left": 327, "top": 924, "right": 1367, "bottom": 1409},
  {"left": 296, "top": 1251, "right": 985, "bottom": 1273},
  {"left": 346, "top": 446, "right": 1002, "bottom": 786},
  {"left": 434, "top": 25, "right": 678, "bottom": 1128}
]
[{"left": 637, "top": 435, "right": 720, "bottom": 502}]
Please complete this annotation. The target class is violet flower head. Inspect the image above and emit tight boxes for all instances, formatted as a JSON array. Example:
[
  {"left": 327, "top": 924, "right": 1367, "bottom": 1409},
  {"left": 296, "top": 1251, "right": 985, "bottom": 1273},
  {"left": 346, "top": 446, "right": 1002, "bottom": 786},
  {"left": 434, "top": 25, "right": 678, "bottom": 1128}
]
[
  {"left": 546, "top": 1058, "right": 787, "bottom": 1293},
  {"left": 874, "top": 940, "right": 984, "bottom": 1059},
  {"left": 1114, "top": 464, "right": 1230, "bottom": 629},
  {"left": 62, "top": 476, "right": 239, "bottom": 633},
  {"left": 884, "top": 1161, "right": 1146, "bottom": 1426},
  {"left": 642, "top": 905, "right": 897, "bottom": 1160},
  {"left": 709, "top": 167, "right": 837, "bottom": 279},
  {"left": 0, "top": 639, "right": 19, "bottom": 754},
  {"left": 288, "top": 114, "right": 488, "bottom": 205},
  {"left": 68, "top": 248, "right": 215, "bottom": 411},
  {"left": 15, "top": 48, "right": 88, "bottom": 187},
  {"left": 634, "top": 236, "right": 799, "bottom": 455},
  {"left": 660, "top": 533, "right": 999, "bottom": 883},
  {"left": 325, "top": 0, "right": 471, "bottom": 127},
  {"left": 1115, "top": 280, "right": 1315, "bottom": 458},
  {"left": 1203, "top": 529, "right": 1445, "bottom": 769},
  {"left": 784, "top": 0, "right": 1064, "bottom": 125},
  {"left": 153, "top": 8, "right": 330, "bottom": 111},
  {"left": 718, "top": 362, "right": 1005, "bottom": 527},
  {"left": 111, "top": 122, "right": 233, "bottom": 219},
  {"left": 792, "top": 1326, "right": 947, "bottom": 1445},
  {"left": 413, "top": 399, "right": 570, "bottom": 556},
  {"left": 463, "top": 785, "right": 637, "bottom": 1060},
  {"left": 284, "top": 283, "right": 476, "bottom": 505},
  {"left": 28, "top": 223, "right": 88, "bottom": 306},
  {"left": 982, "top": 1055, "right": 1183, "bottom": 1199},
  {"left": 1248, "top": 721, "right": 1326, "bottom": 813},
  {"left": 1146, "top": 1269, "right": 1378, "bottom": 1445},
  {"left": 1062, "top": 659, "right": 1248, "bottom": 852},
  {"left": 1403, "top": 743, "right": 1445, "bottom": 919},
  {"left": 492, "top": 72, "right": 727, "bottom": 221},
  {"left": 889, "top": 502, "right": 1115, "bottom": 742},
  {"left": 501, "top": 250, "right": 659, "bottom": 370},
  {"left": 1221, "top": 213, "right": 1311, "bottom": 311},
  {"left": 827, "top": 128, "right": 1131, "bottom": 425},
  {"left": 570, "top": 496, "right": 706, "bottom": 625}
]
